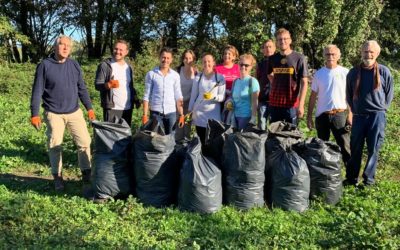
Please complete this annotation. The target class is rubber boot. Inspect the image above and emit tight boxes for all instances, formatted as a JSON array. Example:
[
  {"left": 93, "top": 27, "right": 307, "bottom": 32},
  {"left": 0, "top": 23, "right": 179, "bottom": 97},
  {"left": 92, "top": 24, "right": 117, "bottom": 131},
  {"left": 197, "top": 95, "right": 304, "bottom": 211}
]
[
  {"left": 82, "top": 169, "right": 91, "bottom": 184},
  {"left": 53, "top": 174, "right": 64, "bottom": 191}
]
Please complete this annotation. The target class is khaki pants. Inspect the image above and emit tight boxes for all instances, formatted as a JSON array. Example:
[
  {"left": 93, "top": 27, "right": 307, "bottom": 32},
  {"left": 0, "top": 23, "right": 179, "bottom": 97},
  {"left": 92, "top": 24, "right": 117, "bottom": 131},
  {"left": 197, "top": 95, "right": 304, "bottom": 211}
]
[{"left": 44, "top": 109, "right": 91, "bottom": 175}]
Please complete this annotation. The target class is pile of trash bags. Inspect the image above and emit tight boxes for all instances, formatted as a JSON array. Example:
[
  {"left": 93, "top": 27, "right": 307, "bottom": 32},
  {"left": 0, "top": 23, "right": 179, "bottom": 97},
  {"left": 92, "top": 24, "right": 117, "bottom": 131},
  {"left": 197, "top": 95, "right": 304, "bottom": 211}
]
[{"left": 90, "top": 118, "right": 344, "bottom": 213}]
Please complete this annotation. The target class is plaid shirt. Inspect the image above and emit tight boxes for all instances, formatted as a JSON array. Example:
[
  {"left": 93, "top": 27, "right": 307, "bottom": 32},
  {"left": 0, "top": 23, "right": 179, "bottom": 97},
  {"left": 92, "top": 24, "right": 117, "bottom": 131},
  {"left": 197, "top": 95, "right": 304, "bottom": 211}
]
[{"left": 267, "top": 51, "right": 308, "bottom": 108}]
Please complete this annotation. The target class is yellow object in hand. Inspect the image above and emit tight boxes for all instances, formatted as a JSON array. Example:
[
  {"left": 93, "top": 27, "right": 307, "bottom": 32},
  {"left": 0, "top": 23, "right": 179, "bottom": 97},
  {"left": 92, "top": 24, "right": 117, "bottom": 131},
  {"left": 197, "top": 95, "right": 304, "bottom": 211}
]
[
  {"left": 226, "top": 101, "right": 233, "bottom": 111},
  {"left": 203, "top": 92, "right": 212, "bottom": 100}
]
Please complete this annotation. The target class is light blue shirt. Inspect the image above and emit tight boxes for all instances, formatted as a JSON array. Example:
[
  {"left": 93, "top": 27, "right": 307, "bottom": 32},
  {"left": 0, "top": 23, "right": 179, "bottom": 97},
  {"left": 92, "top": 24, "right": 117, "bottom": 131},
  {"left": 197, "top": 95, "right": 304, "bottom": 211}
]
[
  {"left": 143, "top": 67, "right": 183, "bottom": 114},
  {"left": 232, "top": 76, "right": 260, "bottom": 117}
]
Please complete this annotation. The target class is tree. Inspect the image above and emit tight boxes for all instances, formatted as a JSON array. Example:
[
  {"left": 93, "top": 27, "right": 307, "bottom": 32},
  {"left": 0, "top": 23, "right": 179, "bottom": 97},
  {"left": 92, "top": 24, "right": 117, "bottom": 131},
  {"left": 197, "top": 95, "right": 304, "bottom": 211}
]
[{"left": 0, "top": 16, "right": 30, "bottom": 62}]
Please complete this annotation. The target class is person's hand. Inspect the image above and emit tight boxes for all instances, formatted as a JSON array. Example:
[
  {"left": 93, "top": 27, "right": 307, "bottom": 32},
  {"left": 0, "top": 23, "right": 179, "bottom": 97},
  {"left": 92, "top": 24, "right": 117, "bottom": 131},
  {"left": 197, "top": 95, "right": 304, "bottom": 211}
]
[
  {"left": 307, "top": 115, "right": 314, "bottom": 130},
  {"left": 178, "top": 114, "right": 185, "bottom": 128},
  {"left": 107, "top": 79, "right": 119, "bottom": 89},
  {"left": 87, "top": 109, "right": 96, "bottom": 121},
  {"left": 249, "top": 115, "right": 257, "bottom": 125},
  {"left": 31, "top": 116, "right": 41, "bottom": 131},
  {"left": 203, "top": 92, "right": 212, "bottom": 100},
  {"left": 297, "top": 106, "right": 305, "bottom": 119},
  {"left": 142, "top": 115, "right": 148, "bottom": 125},
  {"left": 226, "top": 100, "right": 233, "bottom": 111}
]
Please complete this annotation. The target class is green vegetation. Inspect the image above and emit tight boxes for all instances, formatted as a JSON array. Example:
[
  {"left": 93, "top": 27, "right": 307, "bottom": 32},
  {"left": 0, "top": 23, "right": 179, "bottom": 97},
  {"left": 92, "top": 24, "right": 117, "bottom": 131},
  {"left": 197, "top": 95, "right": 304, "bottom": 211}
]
[{"left": 0, "top": 61, "right": 399, "bottom": 248}]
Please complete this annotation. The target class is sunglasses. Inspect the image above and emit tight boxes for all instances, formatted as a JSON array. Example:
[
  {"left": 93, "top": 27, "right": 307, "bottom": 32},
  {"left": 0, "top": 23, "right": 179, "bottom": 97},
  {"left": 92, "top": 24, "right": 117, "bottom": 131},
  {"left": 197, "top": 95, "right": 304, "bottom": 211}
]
[{"left": 239, "top": 63, "right": 251, "bottom": 68}]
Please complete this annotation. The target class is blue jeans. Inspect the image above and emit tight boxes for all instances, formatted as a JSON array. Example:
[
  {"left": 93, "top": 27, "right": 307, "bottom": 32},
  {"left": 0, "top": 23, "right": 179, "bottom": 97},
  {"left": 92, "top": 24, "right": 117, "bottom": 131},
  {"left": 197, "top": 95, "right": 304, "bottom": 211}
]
[
  {"left": 235, "top": 117, "right": 251, "bottom": 130},
  {"left": 257, "top": 103, "right": 269, "bottom": 130},
  {"left": 150, "top": 111, "right": 176, "bottom": 135},
  {"left": 347, "top": 112, "right": 386, "bottom": 185},
  {"left": 269, "top": 106, "right": 298, "bottom": 126}
]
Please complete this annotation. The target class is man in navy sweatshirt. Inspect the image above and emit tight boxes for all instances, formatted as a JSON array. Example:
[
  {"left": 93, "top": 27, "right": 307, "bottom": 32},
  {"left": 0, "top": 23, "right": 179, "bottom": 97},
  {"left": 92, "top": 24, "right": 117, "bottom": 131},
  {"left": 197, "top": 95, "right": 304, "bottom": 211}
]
[
  {"left": 345, "top": 40, "right": 394, "bottom": 187},
  {"left": 30, "top": 35, "right": 96, "bottom": 191}
]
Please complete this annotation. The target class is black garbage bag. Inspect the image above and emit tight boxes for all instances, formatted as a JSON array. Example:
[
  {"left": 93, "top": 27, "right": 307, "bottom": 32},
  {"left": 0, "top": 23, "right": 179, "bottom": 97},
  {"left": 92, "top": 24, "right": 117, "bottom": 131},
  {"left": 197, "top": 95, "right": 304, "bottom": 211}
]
[
  {"left": 132, "top": 119, "right": 178, "bottom": 207},
  {"left": 178, "top": 137, "right": 222, "bottom": 213},
  {"left": 203, "top": 119, "right": 233, "bottom": 166},
  {"left": 293, "top": 138, "right": 342, "bottom": 205},
  {"left": 92, "top": 119, "right": 133, "bottom": 200},
  {"left": 222, "top": 128, "right": 268, "bottom": 209},
  {"left": 269, "top": 143, "right": 310, "bottom": 212},
  {"left": 266, "top": 121, "right": 303, "bottom": 154}
]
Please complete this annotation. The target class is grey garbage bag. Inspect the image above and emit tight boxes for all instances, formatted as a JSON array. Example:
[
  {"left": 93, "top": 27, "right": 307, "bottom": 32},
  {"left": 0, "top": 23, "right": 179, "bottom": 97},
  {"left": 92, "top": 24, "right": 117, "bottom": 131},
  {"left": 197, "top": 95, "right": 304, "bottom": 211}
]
[
  {"left": 92, "top": 119, "right": 133, "bottom": 200},
  {"left": 203, "top": 119, "right": 233, "bottom": 166},
  {"left": 269, "top": 143, "right": 310, "bottom": 212},
  {"left": 223, "top": 128, "right": 268, "bottom": 209},
  {"left": 178, "top": 137, "right": 222, "bottom": 213},
  {"left": 133, "top": 119, "right": 178, "bottom": 207},
  {"left": 293, "top": 138, "right": 342, "bottom": 205}
]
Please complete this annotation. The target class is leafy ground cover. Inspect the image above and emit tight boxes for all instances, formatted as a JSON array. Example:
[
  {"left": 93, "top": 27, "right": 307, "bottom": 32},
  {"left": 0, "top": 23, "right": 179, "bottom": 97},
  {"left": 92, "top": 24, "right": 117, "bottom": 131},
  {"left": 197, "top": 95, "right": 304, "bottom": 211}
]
[{"left": 0, "top": 62, "right": 399, "bottom": 248}]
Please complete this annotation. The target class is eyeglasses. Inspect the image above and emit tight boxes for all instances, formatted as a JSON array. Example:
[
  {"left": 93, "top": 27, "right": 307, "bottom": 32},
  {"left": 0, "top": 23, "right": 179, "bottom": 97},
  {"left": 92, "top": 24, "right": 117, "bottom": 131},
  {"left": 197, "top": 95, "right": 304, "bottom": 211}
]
[{"left": 239, "top": 63, "right": 251, "bottom": 68}]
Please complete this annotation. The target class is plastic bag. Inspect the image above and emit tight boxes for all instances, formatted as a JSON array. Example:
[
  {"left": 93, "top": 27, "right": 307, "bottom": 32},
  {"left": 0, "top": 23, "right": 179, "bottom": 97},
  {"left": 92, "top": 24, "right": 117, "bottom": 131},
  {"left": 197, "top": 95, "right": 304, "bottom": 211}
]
[
  {"left": 92, "top": 119, "right": 133, "bottom": 199},
  {"left": 178, "top": 137, "right": 222, "bottom": 213}
]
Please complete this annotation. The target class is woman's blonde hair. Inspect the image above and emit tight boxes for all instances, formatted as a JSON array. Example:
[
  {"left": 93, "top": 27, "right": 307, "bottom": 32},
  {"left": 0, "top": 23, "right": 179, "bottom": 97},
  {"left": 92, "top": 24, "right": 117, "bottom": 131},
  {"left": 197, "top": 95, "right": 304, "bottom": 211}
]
[{"left": 239, "top": 53, "right": 256, "bottom": 67}]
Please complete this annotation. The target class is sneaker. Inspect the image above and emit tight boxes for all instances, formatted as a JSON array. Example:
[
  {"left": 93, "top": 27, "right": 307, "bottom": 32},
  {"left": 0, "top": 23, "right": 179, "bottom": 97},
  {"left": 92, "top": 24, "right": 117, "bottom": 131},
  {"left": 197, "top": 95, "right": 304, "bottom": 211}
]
[
  {"left": 343, "top": 179, "right": 357, "bottom": 187},
  {"left": 81, "top": 169, "right": 91, "bottom": 184},
  {"left": 93, "top": 197, "right": 108, "bottom": 204},
  {"left": 53, "top": 175, "right": 64, "bottom": 191}
]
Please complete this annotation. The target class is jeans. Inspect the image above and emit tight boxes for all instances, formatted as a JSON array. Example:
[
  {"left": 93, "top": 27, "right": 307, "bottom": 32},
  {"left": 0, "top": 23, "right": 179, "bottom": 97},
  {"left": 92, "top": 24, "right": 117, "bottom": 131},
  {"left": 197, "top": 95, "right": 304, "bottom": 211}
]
[
  {"left": 103, "top": 108, "right": 133, "bottom": 126},
  {"left": 347, "top": 112, "right": 386, "bottom": 185},
  {"left": 235, "top": 117, "right": 251, "bottom": 130},
  {"left": 269, "top": 106, "right": 298, "bottom": 125},
  {"left": 150, "top": 111, "right": 176, "bottom": 135},
  {"left": 315, "top": 111, "right": 351, "bottom": 167},
  {"left": 257, "top": 103, "right": 269, "bottom": 130}
]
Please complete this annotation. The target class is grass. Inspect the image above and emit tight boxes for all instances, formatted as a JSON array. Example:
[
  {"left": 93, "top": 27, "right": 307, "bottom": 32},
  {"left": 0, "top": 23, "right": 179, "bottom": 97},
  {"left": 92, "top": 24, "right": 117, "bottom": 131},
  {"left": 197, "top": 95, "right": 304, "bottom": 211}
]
[{"left": 0, "top": 61, "right": 399, "bottom": 248}]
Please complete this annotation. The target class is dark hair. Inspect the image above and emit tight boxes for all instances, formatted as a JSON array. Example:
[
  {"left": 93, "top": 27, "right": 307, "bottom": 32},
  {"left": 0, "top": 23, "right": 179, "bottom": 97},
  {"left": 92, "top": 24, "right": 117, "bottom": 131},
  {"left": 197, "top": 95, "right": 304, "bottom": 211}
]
[
  {"left": 114, "top": 39, "right": 130, "bottom": 50},
  {"left": 177, "top": 49, "right": 196, "bottom": 73},
  {"left": 159, "top": 47, "right": 174, "bottom": 57}
]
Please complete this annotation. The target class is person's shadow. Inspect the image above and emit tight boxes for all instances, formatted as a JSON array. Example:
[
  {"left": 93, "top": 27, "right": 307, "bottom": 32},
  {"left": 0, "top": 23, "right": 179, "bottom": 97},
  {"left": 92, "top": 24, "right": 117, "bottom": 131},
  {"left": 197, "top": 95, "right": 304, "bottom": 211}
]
[{"left": 0, "top": 173, "right": 85, "bottom": 198}]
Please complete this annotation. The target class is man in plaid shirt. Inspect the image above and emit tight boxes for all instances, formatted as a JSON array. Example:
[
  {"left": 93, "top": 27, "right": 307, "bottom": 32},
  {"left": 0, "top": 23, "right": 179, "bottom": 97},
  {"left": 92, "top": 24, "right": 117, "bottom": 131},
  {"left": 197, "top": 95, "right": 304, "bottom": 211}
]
[{"left": 267, "top": 28, "right": 308, "bottom": 125}]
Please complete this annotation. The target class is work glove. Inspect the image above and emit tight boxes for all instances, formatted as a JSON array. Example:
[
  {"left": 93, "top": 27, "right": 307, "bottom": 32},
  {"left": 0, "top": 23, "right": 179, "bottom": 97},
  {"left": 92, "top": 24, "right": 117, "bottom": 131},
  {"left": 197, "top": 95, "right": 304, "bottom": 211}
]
[
  {"left": 142, "top": 115, "right": 148, "bottom": 125},
  {"left": 31, "top": 116, "right": 42, "bottom": 131},
  {"left": 225, "top": 100, "right": 234, "bottom": 111},
  {"left": 249, "top": 115, "right": 257, "bottom": 125},
  {"left": 87, "top": 109, "right": 96, "bottom": 121},
  {"left": 203, "top": 92, "right": 212, "bottom": 100},
  {"left": 107, "top": 79, "right": 119, "bottom": 89},
  {"left": 178, "top": 115, "right": 185, "bottom": 128},
  {"left": 184, "top": 113, "right": 192, "bottom": 124}
]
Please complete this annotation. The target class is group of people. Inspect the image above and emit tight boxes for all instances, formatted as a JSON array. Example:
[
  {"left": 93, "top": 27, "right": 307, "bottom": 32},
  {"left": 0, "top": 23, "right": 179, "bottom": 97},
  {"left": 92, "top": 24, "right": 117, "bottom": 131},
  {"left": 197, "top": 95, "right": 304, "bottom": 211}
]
[{"left": 30, "top": 27, "right": 394, "bottom": 192}]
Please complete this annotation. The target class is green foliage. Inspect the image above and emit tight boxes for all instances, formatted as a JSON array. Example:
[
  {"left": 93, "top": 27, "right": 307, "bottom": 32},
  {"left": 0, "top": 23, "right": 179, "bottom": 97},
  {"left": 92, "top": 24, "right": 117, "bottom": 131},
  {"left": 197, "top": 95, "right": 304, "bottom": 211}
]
[{"left": 0, "top": 57, "right": 399, "bottom": 248}]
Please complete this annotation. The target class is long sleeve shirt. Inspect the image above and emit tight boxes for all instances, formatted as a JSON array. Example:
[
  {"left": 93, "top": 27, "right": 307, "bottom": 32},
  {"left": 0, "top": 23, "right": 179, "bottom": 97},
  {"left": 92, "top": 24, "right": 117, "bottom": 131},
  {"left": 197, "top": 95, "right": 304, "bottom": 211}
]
[
  {"left": 143, "top": 67, "right": 183, "bottom": 114},
  {"left": 30, "top": 54, "right": 92, "bottom": 117},
  {"left": 188, "top": 73, "right": 226, "bottom": 127},
  {"left": 346, "top": 64, "right": 394, "bottom": 114}
]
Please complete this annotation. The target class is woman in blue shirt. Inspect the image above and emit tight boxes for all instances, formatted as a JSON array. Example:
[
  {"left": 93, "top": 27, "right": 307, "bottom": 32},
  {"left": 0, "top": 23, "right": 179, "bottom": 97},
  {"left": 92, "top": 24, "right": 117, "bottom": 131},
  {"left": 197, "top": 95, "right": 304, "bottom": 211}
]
[{"left": 230, "top": 54, "right": 260, "bottom": 129}]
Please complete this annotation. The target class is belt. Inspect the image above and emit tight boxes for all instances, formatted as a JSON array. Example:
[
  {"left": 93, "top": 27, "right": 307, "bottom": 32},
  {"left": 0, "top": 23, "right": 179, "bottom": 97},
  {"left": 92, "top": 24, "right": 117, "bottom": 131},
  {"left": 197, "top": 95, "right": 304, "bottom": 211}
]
[{"left": 324, "top": 109, "right": 346, "bottom": 115}]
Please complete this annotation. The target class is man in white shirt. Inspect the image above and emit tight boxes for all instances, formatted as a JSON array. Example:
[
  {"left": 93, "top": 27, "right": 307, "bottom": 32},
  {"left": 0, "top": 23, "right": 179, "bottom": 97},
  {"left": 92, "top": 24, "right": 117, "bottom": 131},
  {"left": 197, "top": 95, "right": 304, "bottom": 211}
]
[
  {"left": 307, "top": 44, "right": 352, "bottom": 167},
  {"left": 142, "top": 47, "right": 184, "bottom": 134},
  {"left": 95, "top": 40, "right": 140, "bottom": 126}
]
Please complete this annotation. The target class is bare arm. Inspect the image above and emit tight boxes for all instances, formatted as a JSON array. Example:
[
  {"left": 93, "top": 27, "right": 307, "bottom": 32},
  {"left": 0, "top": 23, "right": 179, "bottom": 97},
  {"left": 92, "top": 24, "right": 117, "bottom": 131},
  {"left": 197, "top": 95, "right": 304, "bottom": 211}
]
[
  {"left": 176, "top": 99, "right": 184, "bottom": 116},
  {"left": 297, "top": 77, "right": 308, "bottom": 118},
  {"left": 143, "top": 100, "right": 149, "bottom": 116},
  {"left": 252, "top": 91, "right": 259, "bottom": 117},
  {"left": 307, "top": 91, "right": 317, "bottom": 129}
]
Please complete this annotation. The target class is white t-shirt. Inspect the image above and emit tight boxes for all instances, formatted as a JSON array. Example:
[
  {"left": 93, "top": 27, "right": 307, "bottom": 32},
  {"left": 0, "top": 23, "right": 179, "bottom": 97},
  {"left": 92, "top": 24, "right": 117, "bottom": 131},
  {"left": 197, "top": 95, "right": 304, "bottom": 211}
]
[
  {"left": 311, "top": 65, "right": 349, "bottom": 117},
  {"left": 111, "top": 61, "right": 131, "bottom": 110}
]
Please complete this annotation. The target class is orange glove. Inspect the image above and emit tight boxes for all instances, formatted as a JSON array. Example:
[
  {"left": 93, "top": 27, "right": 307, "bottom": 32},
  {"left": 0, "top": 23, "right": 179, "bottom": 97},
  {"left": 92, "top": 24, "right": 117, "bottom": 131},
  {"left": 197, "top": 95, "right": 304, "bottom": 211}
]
[
  {"left": 178, "top": 115, "right": 185, "bottom": 128},
  {"left": 31, "top": 116, "right": 42, "bottom": 131},
  {"left": 142, "top": 115, "right": 148, "bottom": 125},
  {"left": 87, "top": 109, "right": 96, "bottom": 120},
  {"left": 107, "top": 79, "right": 119, "bottom": 89}
]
